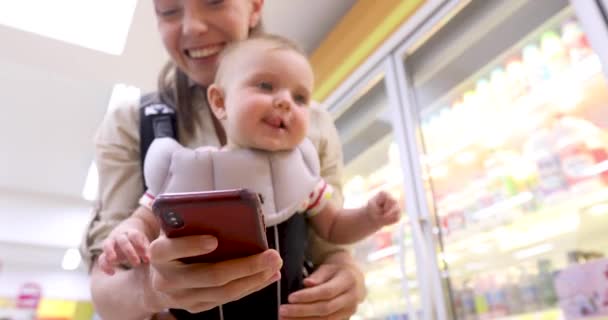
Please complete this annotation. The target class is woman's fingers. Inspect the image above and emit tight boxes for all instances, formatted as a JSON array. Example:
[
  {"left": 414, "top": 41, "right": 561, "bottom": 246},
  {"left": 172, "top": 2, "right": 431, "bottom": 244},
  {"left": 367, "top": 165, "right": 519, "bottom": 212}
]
[
  {"left": 190, "top": 250, "right": 282, "bottom": 287},
  {"left": 147, "top": 235, "right": 284, "bottom": 313},
  {"left": 154, "top": 263, "right": 282, "bottom": 314},
  {"left": 280, "top": 287, "right": 357, "bottom": 318},
  {"left": 152, "top": 249, "right": 282, "bottom": 291},
  {"left": 282, "top": 263, "right": 363, "bottom": 319},
  {"left": 149, "top": 234, "right": 218, "bottom": 263},
  {"left": 289, "top": 264, "right": 344, "bottom": 303},
  {"left": 300, "top": 263, "right": 336, "bottom": 288},
  {"left": 280, "top": 307, "right": 357, "bottom": 320}
]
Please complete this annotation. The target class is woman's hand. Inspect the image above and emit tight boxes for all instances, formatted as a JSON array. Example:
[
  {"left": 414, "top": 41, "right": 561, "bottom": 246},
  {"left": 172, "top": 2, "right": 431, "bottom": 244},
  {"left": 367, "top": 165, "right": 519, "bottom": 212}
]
[
  {"left": 279, "top": 257, "right": 365, "bottom": 320},
  {"left": 145, "top": 233, "right": 283, "bottom": 314}
]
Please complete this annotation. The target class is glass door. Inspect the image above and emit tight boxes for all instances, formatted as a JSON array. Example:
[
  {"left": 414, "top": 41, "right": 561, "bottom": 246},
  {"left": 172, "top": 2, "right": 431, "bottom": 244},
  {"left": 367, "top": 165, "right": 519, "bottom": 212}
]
[
  {"left": 395, "top": 0, "right": 608, "bottom": 319},
  {"left": 329, "top": 63, "right": 421, "bottom": 320}
]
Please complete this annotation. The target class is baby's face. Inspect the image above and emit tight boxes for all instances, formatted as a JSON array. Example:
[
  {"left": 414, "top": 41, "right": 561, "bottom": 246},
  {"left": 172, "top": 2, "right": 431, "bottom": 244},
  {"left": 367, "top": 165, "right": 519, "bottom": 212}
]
[{"left": 221, "top": 44, "right": 313, "bottom": 151}]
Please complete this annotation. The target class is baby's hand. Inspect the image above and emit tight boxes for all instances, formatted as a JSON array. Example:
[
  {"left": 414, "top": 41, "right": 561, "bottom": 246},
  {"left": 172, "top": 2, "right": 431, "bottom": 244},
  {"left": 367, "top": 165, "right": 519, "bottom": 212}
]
[
  {"left": 366, "top": 191, "right": 401, "bottom": 228},
  {"left": 98, "top": 228, "right": 150, "bottom": 275}
]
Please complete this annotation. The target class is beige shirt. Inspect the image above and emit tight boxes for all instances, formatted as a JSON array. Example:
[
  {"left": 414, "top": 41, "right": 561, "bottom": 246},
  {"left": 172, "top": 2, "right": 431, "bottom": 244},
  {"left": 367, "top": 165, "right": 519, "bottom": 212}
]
[{"left": 80, "top": 87, "right": 347, "bottom": 267}]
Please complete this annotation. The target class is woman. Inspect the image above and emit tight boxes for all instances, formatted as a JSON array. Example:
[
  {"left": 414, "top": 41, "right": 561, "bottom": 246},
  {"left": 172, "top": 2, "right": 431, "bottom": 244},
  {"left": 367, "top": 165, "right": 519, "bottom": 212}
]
[{"left": 82, "top": 1, "right": 365, "bottom": 319}]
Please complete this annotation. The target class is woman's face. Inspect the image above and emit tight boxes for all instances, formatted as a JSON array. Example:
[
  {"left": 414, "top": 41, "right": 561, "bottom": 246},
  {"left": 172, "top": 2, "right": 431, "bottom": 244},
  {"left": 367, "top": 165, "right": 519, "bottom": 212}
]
[{"left": 154, "top": 0, "right": 264, "bottom": 86}]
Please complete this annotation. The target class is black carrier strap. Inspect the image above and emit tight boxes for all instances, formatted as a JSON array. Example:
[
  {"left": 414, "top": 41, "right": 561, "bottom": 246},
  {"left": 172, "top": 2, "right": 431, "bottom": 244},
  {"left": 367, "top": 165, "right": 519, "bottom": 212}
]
[{"left": 139, "top": 92, "right": 178, "bottom": 190}]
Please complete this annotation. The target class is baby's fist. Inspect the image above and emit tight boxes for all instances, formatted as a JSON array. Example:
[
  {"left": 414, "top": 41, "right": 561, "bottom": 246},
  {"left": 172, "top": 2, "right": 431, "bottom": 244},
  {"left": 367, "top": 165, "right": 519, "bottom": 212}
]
[{"left": 367, "top": 191, "right": 401, "bottom": 227}]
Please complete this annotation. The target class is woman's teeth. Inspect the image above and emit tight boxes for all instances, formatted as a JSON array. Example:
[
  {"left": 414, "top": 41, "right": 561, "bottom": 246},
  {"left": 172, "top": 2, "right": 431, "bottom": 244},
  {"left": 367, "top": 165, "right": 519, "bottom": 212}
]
[{"left": 187, "top": 46, "right": 222, "bottom": 58}]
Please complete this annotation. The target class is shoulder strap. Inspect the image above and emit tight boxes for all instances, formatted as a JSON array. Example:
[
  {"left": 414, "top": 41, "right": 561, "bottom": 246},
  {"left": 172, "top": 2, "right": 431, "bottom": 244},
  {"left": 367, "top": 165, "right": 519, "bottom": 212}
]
[{"left": 139, "top": 92, "right": 178, "bottom": 189}]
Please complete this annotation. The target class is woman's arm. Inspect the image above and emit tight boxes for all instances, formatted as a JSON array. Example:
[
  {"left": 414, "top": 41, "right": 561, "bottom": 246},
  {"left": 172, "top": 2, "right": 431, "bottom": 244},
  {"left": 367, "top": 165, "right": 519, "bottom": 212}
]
[
  {"left": 82, "top": 102, "right": 160, "bottom": 318},
  {"left": 80, "top": 100, "right": 145, "bottom": 268}
]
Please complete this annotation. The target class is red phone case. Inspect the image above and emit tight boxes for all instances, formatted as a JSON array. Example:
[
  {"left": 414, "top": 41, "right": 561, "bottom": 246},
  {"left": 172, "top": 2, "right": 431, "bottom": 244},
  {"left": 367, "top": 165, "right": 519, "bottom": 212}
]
[{"left": 152, "top": 189, "right": 268, "bottom": 263}]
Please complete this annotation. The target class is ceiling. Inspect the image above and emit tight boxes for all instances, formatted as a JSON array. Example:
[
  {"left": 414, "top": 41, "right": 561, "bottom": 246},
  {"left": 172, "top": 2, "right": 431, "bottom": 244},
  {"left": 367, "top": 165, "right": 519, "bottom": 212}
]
[{"left": 0, "top": 0, "right": 356, "bottom": 267}]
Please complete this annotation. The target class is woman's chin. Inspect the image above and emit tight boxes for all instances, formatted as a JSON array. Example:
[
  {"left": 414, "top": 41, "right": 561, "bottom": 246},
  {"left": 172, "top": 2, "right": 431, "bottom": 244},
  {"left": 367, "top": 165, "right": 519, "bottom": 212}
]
[{"left": 184, "top": 63, "right": 218, "bottom": 86}]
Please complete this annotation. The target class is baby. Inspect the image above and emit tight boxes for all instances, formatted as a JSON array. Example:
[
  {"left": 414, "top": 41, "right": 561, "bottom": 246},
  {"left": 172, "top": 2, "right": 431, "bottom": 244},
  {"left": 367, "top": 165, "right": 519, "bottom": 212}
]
[{"left": 99, "top": 34, "right": 400, "bottom": 274}]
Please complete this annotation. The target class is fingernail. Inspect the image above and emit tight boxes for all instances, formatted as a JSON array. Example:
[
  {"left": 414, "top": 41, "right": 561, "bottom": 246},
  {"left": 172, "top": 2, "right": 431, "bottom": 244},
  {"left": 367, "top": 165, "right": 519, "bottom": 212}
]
[
  {"left": 271, "top": 271, "right": 281, "bottom": 282},
  {"left": 265, "top": 251, "right": 279, "bottom": 265},
  {"left": 287, "top": 294, "right": 298, "bottom": 303},
  {"left": 279, "top": 306, "right": 288, "bottom": 315},
  {"left": 201, "top": 236, "right": 217, "bottom": 250}
]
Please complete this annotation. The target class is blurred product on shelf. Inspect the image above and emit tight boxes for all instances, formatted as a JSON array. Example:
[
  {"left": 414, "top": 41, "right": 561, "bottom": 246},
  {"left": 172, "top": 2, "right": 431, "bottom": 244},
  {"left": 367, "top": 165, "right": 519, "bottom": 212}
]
[
  {"left": 341, "top": 5, "right": 608, "bottom": 319},
  {"left": 554, "top": 258, "right": 608, "bottom": 319},
  {"left": 422, "top": 13, "right": 608, "bottom": 320}
]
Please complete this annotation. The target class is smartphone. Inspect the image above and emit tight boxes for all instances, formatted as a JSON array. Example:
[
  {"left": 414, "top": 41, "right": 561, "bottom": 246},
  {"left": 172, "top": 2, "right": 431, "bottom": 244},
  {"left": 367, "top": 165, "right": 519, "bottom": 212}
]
[{"left": 152, "top": 189, "right": 268, "bottom": 263}]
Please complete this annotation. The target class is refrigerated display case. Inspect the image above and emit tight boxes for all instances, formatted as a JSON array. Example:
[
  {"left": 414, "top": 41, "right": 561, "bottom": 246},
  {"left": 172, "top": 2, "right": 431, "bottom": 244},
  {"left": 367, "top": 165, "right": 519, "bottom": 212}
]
[
  {"left": 321, "top": 0, "right": 608, "bottom": 318},
  {"left": 332, "top": 70, "right": 422, "bottom": 320},
  {"left": 392, "top": 0, "right": 608, "bottom": 319}
]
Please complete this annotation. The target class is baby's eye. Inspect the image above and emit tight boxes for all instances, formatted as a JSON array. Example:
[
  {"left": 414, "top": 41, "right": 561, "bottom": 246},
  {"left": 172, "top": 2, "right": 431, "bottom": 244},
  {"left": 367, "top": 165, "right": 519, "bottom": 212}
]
[
  {"left": 258, "top": 81, "right": 274, "bottom": 91},
  {"left": 294, "top": 94, "right": 308, "bottom": 106}
]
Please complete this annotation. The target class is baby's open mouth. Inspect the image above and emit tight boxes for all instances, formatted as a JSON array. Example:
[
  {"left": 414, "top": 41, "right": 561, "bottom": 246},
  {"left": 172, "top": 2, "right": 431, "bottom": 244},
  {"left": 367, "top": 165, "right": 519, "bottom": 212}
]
[{"left": 264, "top": 117, "right": 287, "bottom": 129}]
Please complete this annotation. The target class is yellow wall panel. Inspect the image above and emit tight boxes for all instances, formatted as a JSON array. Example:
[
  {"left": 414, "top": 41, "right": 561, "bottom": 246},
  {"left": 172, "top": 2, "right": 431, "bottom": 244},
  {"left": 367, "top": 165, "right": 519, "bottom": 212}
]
[
  {"left": 311, "top": 0, "right": 426, "bottom": 101},
  {"left": 36, "top": 299, "right": 76, "bottom": 318}
]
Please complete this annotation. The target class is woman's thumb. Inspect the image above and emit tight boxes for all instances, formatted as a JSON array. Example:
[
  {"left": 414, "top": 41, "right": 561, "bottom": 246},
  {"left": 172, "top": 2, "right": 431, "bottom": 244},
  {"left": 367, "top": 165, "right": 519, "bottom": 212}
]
[{"left": 303, "top": 264, "right": 336, "bottom": 287}]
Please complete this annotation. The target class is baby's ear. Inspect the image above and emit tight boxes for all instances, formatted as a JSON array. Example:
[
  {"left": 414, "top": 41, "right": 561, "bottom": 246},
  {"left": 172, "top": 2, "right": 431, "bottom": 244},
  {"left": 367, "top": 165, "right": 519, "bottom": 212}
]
[{"left": 207, "top": 84, "right": 227, "bottom": 120}]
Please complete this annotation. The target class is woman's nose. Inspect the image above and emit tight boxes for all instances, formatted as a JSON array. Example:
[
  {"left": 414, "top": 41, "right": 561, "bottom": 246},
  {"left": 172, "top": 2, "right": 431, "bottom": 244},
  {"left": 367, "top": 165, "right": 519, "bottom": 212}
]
[{"left": 182, "top": 3, "right": 209, "bottom": 35}]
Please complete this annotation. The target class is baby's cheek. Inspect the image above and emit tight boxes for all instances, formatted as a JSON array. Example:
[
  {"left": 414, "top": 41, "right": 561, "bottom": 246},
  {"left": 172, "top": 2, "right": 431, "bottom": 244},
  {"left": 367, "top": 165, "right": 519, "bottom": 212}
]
[{"left": 299, "top": 115, "right": 311, "bottom": 135}]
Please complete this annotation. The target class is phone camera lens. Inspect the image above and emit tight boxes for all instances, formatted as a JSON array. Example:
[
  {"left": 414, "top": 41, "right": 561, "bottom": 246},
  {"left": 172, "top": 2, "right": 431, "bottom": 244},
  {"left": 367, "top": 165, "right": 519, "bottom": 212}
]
[{"left": 162, "top": 211, "right": 184, "bottom": 228}]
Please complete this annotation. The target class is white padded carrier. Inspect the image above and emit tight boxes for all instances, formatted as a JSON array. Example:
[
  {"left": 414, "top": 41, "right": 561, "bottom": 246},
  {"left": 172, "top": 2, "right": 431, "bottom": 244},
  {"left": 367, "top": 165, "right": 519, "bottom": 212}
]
[{"left": 144, "top": 137, "right": 322, "bottom": 227}]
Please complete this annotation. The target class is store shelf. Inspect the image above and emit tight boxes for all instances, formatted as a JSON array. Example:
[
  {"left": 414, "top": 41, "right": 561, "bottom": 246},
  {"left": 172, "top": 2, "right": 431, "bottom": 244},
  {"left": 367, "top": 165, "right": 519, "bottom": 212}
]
[
  {"left": 441, "top": 184, "right": 608, "bottom": 274},
  {"left": 423, "top": 54, "right": 603, "bottom": 168}
]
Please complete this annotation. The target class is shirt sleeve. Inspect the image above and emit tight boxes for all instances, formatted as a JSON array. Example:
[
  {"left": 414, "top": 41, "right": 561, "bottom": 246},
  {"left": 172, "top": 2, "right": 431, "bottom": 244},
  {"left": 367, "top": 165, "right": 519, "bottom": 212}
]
[
  {"left": 306, "top": 103, "right": 350, "bottom": 265},
  {"left": 299, "top": 179, "right": 334, "bottom": 217},
  {"left": 309, "top": 104, "right": 344, "bottom": 207},
  {"left": 79, "top": 99, "right": 143, "bottom": 269},
  {"left": 139, "top": 191, "right": 156, "bottom": 211}
]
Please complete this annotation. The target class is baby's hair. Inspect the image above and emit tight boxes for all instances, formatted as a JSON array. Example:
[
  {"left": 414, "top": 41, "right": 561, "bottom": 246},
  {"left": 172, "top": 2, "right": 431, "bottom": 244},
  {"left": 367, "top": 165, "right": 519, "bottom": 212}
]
[{"left": 214, "top": 34, "right": 307, "bottom": 86}]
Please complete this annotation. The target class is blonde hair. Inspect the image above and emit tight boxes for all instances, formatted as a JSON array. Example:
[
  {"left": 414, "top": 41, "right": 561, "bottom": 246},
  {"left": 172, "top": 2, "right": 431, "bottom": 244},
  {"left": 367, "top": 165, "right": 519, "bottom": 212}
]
[{"left": 214, "top": 34, "right": 307, "bottom": 87}]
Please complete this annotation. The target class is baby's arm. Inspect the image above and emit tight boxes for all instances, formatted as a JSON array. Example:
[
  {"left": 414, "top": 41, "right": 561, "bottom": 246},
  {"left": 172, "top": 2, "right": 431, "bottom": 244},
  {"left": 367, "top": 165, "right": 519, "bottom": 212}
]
[
  {"left": 310, "top": 191, "right": 401, "bottom": 244},
  {"left": 98, "top": 207, "right": 160, "bottom": 275}
]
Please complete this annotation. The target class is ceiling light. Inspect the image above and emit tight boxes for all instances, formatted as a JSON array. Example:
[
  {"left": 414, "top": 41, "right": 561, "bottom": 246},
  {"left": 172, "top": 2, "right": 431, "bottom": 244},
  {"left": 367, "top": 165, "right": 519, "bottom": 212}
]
[
  {"left": 82, "top": 162, "right": 98, "bottom": 201},
  {"left": 62, "top": 248, "right": 81, "bottom": 271},
  {"left": 0, "top": 0, "right": 137, "bottom": 55}
]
